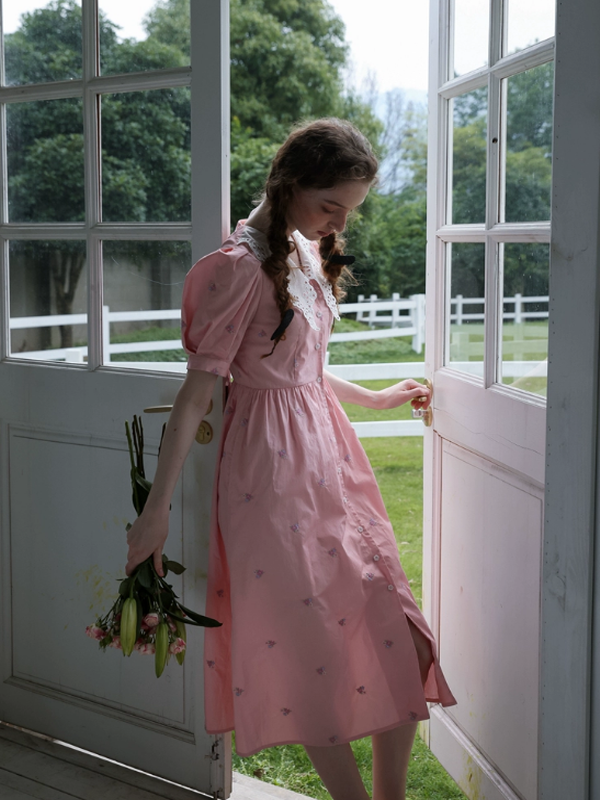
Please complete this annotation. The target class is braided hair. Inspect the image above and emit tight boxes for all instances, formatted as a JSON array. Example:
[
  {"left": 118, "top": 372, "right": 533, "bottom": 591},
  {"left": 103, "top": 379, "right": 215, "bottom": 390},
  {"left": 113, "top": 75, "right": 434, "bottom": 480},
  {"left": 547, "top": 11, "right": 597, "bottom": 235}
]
[{"left": 259, "top": 118, "right": 378, "bottom": 356}]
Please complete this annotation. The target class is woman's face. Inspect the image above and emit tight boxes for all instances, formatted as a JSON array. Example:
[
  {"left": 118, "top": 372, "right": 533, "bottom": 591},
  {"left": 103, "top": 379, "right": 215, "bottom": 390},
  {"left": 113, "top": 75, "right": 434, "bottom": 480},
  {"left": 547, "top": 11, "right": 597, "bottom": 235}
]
[{"left": 286, "top": 180, "right": 371, "bottom": 240}]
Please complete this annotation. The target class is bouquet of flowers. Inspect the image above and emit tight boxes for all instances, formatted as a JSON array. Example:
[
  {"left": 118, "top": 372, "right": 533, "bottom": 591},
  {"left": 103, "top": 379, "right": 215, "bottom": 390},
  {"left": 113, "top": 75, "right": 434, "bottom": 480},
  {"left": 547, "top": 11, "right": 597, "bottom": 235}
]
[{"left": 86, "top": 415, "right": 222, "bottom": 677}]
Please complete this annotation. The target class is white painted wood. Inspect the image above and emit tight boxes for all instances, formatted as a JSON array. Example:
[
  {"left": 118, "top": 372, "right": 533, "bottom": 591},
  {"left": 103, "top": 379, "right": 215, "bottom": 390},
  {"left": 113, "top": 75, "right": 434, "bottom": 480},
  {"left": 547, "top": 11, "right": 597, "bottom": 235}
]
[
  {"left": 0, "top": 1, "right": 231, "bottom": 797},
  {"left": 423, "top": 1, "right": 551, "bottom": 797},
  {"left": 541, "top": 0, "right": 600, "bottom": 798}
]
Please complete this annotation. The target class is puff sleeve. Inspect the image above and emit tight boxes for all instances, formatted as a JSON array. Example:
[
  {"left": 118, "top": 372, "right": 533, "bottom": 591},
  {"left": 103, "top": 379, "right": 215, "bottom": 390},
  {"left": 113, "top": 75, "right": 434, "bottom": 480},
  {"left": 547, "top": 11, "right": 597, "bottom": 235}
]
[{"left": 181, "top": 244, "right": 263, "bottom": 376}]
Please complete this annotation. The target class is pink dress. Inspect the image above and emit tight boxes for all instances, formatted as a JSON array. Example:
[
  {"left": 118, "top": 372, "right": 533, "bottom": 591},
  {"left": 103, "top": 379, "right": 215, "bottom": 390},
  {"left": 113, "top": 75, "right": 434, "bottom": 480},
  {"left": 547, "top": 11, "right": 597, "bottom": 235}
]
[{"left": 181, "top": 221, "right": 457, "bottom": 758}]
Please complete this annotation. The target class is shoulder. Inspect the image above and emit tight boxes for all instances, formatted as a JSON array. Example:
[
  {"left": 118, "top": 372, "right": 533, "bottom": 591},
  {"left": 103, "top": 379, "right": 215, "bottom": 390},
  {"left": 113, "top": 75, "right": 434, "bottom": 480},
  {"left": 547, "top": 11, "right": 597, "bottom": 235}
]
[{"left": 185, "top": 236, "right": 262, "bottom": 292}]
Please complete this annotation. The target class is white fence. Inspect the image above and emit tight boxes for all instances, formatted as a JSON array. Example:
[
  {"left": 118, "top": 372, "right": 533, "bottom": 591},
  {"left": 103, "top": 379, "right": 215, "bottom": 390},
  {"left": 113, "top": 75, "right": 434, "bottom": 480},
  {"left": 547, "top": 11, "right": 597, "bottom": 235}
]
[{"left": 9, "top": 295, "right": 548, "bottom": 439}]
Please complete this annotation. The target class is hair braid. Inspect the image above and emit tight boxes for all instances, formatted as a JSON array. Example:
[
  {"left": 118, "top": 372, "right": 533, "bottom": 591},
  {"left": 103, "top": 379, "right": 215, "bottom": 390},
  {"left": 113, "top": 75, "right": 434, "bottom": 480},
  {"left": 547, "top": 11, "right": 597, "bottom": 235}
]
[{"left": 256, "top": 118, "right": 378, "bottom": 356}]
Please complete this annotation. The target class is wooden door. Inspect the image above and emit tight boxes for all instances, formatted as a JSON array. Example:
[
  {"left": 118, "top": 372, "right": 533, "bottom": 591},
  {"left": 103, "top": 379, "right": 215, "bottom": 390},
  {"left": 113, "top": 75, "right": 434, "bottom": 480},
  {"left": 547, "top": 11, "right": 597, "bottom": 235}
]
[
  {"left": 421, "top": 2, "right": 554, "bottom": 798},
  {"left": 0, "top": 1, "right": 232, "bottom": 797}
]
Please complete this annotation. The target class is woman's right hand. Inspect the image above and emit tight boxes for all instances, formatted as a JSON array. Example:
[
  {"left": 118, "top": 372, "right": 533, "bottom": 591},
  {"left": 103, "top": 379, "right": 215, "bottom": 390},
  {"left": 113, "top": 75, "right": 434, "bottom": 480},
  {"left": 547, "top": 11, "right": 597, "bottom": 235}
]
[{"left": 125, "top": 508, "right": 169, "bottom": 577}]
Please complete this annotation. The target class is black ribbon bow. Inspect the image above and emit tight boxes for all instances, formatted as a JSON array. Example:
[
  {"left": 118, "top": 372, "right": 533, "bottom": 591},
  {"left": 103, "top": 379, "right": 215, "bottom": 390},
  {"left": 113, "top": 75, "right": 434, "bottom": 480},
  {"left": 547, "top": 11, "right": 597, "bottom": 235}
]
[
  {"left": 326, "top": 253, "right": 356, "bottom": 266},
  {"left": 271, "top": 308, "right": 295, "bottom": 341}
]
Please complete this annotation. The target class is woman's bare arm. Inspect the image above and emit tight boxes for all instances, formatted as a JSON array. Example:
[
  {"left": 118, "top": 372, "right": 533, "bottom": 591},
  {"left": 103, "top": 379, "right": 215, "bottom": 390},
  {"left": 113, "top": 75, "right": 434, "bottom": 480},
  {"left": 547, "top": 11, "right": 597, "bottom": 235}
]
[
  {"left": 323, "top": 369, "right": 431, "bottom": 411},
  {"left": 125, "top": 368, "right": 218, "bottom": 576}
]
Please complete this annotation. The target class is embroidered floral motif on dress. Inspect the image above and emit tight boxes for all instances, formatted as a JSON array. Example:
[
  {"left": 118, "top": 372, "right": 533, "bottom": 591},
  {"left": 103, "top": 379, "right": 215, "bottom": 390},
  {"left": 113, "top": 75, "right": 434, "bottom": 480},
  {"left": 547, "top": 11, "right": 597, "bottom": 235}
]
[
  {"left": 241, "top": 418, "right": 249, "bottom": 427},
  {"left": 329, "top": 735, "right": 339, "bottom": 744},
  {"left": 344, "top": 454, "right": 352, "bottom": 463},
  {"left": 254, "top": 569, "right": 264, "bottom": 578},
  {"left": 243, "top": 493, "right": 253, "bottom": 502},
  {"left": 409, "top": 711, "right": 418, "bottom": 720},
  {"left": 216, "top": 589, "right": 225, "bottom": 598},
  {"left": 278, "top": 449, "right": 288, "bottom": 458},
  {"left": 369, "top": 518, "right": 378, "bottom": 526},
  {"left": 281, "top": 708, "right": 292, "bottom": 716},
  {"left": 383, "top": 639, "right": 394, "bottom": 648},
  {"left": 316, "top": 666, "right": 326, "bottom": 675},
  {"left": 290, "top": 523, "right": 300, "bottom": 533},
  {"left": 318, "top": 478, "right": 326, "bottom": 487},
  {"left": 328, "top": 547, "right": 338, "bottom": 557},
  {"left": 225, "top": 324, "right": 234, "bottom": 333},
  {"left": 365, "top": 572, "right": 375, "bottom": 581},
  {"left": 302, "top": 598, "right": 313, "bottom": 606},
  {"left": 338, "top": 618, "right": 347, "bottom": 626},
  {"left": 234, "top": 688, "right": 244, "bottom": 697},
  {"left": 266, "top": 640, "right": 276, "bottom": 648},
  {"left": 207, "top": 660, "right": 215, "bottom": 668},
  {"left": 208, "top": 282, "right": 216, "bottom": 292}
]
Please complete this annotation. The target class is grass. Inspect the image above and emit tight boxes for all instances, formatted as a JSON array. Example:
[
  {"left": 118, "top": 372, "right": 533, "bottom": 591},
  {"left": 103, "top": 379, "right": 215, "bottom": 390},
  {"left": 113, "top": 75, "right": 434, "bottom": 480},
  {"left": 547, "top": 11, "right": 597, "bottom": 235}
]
[{"left": 110, "top": 319, "right": 463, "bottom": 798}]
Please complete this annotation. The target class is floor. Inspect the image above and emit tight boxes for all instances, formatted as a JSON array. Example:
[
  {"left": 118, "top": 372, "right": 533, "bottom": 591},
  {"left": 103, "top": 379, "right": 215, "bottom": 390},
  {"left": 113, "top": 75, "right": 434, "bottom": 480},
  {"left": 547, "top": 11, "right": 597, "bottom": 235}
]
[{"left": 0, "top": 722, "right": 314, "bottom": 800}]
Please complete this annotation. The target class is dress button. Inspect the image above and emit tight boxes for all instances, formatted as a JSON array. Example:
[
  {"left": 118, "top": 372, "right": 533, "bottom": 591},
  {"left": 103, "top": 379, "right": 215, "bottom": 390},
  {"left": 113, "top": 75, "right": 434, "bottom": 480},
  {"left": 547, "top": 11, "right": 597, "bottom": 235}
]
[
  {"left": 387, "top": 584, "right": 394, "bottom": 591},
  {"left": 316, "top": 311, "right": 323, "bottom": 318},
  {"left": 337, "top": 467, "right": 342, "bottom": 473},
  {"left": 357, "top": 526, "right": 364, "bottom": 533},
  {"left": 317, "top": 376, "right": 322, "bottom": 383},
  {"left": 315, "top": 343, "right": 321, "bottom": 350},
  {"left": 373, "top": 554, "right": 380, "bottom": 561}
]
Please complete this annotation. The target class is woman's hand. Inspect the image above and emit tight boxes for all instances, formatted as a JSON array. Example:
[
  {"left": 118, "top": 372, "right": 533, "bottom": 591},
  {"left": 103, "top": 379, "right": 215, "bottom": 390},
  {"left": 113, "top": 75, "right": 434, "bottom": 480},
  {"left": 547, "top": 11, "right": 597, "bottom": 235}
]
[
  {"left": 376, "top": 379, "right": 431, "bottom": 411},
  {"left": 125, "top": 508, "right": 169, "bottom": 577}
]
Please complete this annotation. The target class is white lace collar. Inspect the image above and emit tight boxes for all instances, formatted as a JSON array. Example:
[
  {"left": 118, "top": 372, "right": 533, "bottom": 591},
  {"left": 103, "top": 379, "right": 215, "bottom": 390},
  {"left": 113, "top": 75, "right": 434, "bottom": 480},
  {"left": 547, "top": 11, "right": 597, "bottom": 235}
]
[{"left": 236, "top": 224, "right": 340, "bottom": 332}]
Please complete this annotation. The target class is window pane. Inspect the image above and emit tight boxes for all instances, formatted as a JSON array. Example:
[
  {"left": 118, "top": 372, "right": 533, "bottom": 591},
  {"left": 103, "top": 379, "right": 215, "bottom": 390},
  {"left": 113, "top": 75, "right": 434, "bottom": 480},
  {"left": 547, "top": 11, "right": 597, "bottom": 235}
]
[
  {"left": 9, "top": 241, "right": 87, "bottom": 362},
  {"left": 452, "top": 0, "right": 489, "bottom": 77},
  {"left": 3, "top": 1, "right": 82, "bottom": 86},
  {"left": 506, "top": 0, "right": 555, "bottom": 55},
  {"left": 7, "top": 98, "right": 85, "bottom": 223},
  {"left": 499, "top": 243, "right": 548, "bottom": 397},
  {"left": 99, "top": 0, "right": 189, "bottom": 75},
  {"left": 101, "top": 88, "right": 191, "bottom": 222},
  {"left": 102, "top": 241, "right": 190, "bottom": 367},
  {"left": 504, "top": 63, "right": 553, "bottom": 223},
  {"left": 451, "top": 88, "right": 488, "bottom": 224},
  {"left": 446, "top": 242, "right": 485, "bottom": 377}
]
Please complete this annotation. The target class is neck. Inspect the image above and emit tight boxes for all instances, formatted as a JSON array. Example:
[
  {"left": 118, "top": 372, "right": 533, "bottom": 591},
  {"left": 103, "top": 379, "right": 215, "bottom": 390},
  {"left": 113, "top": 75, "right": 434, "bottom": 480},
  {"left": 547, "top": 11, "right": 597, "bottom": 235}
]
[{"left": 245, "top": 199, "right": 295, "bottom": 237}]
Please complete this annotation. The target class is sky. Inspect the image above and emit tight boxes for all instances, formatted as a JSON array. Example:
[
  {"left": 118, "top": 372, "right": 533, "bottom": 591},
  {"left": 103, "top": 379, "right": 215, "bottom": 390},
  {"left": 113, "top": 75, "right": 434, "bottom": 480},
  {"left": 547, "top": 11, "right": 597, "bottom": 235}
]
[{"left": 3, "top": 0, "right": 554, "bottom": 100}]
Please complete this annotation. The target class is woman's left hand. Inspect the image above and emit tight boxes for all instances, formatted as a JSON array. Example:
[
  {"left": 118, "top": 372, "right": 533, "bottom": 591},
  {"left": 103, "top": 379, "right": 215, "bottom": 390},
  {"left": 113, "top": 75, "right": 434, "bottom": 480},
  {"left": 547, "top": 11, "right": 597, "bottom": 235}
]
[{"left": 377, "top": 379, "right": 431, "bottom": 411}]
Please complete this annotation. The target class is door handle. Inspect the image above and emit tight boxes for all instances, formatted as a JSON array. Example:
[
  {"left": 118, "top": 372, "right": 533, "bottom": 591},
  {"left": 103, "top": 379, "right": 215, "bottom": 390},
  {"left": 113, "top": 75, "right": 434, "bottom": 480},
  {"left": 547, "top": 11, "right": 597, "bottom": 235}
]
[
  {"left": 144, "top": 400, "right": 214, "bottom": 444},
  {"left": 411, "top": 378, "right": 433, "bottom": 427}
]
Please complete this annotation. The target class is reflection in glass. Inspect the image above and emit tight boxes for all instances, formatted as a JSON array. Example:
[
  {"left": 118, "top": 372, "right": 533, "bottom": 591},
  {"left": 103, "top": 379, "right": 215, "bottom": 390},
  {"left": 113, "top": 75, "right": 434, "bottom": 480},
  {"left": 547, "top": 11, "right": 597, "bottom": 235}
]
[
  {"left": 500, "top": 243, "right": 549, "bottom": 397},
  {"left": 452, "top": 0, "right": 489, "bottom": 77},
  {"left": 101, "top": 89, "right": 191, "bottom": 222},
  {"left": 451, "top": 88, "right": 488, "bottom": 224},
  {"left": 99, "top": 0, "right": 190, "bottom": 75},
  {"left": 9, "top": 241, "right": 87, "bottom": 361},
  {"left": 447, "top": 243, "right": 486, "bottom": 376},
  {"left": 504, "top": 63, "right": 553, "bottom": 223},
  {"left": 102, "top": 241, "right": 191, "bottom": 366},
  {"left": 7, "top": 99, "right": 84, "bottom": 223},
  {"left": 506, "top": 0, "right": 555, "bottom": 55},
  {"left": 4, "top": 1, "right": 83, "bottom": 85}
]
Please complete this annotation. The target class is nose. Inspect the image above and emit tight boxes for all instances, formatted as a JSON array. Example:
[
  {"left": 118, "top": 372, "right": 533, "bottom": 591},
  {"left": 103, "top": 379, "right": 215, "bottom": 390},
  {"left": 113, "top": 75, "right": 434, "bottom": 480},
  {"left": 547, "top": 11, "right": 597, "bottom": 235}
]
[{"left": 331, "top": 210, "right": 348, "bottom": 233}]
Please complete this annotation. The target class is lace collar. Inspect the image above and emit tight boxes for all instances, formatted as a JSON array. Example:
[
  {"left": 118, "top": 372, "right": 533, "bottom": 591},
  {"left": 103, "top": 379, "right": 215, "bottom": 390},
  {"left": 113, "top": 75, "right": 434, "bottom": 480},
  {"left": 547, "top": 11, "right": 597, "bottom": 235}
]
[{"left": 235, "top": 224, "right": 340, "bottom": 332}]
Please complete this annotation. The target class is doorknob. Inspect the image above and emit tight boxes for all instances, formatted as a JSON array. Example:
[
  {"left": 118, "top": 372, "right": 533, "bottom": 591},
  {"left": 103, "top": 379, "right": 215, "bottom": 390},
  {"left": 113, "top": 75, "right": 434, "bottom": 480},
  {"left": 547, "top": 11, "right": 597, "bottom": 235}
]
[
  {"left": 411, "top": 378, "right": 433, "bottom": 427},
  {"left": 143, "top": 400, "right": 214, "bottom": 443}
]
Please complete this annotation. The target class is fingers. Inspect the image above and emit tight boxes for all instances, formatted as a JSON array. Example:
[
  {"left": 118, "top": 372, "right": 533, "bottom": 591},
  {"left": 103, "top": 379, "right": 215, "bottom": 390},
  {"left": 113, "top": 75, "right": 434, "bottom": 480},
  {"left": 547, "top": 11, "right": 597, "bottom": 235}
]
[{"left": 153, "top": 551, "right": 164, "bottom": 577}]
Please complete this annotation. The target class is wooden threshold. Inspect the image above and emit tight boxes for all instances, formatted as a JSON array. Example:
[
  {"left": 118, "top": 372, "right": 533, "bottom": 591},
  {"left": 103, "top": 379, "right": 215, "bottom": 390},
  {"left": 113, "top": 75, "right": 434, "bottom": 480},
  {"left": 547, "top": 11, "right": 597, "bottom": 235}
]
[{"left": 0, "top": 721, "right": 314, "bottom": 800}]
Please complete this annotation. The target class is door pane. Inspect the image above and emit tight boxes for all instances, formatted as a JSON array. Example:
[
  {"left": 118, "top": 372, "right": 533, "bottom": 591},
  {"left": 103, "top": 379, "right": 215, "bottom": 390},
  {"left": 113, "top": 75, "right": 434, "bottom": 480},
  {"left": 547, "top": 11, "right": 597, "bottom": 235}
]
[
  {"left": 452, "top": 0, "right": 489, "bottom": 77},
  {"left": 102, "top": 240, "right": 190, "bottom": 366},
  {"left": 446, "top": 242, "right": 486, "bottom": 377},
  {"left": 504, "top": 63, "right": 553, "bottom": 223},
  {"left": 499, "top": 243, "right": 548, "bottom": 396},
  {"left": 9, "top": 241, "right": 87, "bottom": 362},
  {"left": 506, "top": 0, "right": 555, "bottom": 55},
  {"left": 7, "top": 98, "right": 84, "bottom": 222},
  {"left": 450, "top": 88, "right": 488, "bottom": 224},
  {"left": 99, "top": 0, "right": 190, "bottom": 75},
  {"left": 3, "top": 1, "right": 82, "bottom": 86},
  {"left": 101, "top": 88, "right": 191, "bottom": 222}
]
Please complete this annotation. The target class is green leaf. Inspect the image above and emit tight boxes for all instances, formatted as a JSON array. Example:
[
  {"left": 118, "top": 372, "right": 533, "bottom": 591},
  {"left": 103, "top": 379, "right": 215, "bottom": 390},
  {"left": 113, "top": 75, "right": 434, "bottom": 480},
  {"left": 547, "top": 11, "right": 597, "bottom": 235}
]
[
  {"left": 118, "top": 577, "right": 132, "bottom": 597},
  {"left": 177, "top": 602, "right": 223, "bottom": 628},
  {"left": 137, "top": 560, "right": 153, "bottom": 590},
  {"left": 166, "top": 560, "right": 185, "bottom": 575}
]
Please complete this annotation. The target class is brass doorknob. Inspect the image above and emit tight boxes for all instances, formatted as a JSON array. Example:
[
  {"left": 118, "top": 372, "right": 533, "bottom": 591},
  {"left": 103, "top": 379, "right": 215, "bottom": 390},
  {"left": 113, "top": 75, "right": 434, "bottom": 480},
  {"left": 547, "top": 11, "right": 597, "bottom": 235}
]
[
  {"left": 144, "top": 400, "right": 214, "bottom": 443},
  {"left": 411, "top": 378, "right": 433, "bottom": 427},
  {"left": 195, "top": 421, "right": 213, "bottom": 444}
]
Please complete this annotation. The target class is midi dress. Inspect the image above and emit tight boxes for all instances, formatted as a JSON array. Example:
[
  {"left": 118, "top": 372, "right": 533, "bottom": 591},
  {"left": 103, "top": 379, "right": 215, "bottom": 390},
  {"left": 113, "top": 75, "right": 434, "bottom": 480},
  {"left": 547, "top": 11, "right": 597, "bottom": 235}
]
[{"left": 181, "top": 221, "right": 457, "bottom": 758}]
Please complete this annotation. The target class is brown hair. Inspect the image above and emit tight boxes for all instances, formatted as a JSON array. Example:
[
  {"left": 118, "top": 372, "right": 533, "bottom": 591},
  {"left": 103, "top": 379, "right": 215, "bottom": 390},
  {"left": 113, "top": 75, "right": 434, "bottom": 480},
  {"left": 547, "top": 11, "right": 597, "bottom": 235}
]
[{"left": 260, "top": 118, "right": 378, "bottom": 355}]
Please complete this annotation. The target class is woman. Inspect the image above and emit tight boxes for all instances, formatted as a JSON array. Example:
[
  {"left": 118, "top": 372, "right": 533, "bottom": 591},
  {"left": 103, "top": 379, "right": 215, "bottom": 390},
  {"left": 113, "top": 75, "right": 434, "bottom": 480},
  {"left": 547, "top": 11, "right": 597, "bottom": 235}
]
[{"left": 126, "top": 118, "right": 456, "bottom": 800}]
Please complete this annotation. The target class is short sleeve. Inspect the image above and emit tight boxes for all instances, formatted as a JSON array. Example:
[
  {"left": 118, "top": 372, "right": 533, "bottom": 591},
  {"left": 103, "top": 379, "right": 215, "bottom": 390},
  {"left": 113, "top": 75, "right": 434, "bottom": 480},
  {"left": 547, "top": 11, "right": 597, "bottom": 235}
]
[{"left": 181, "top": 245, "right": 263, "bottom": 376}]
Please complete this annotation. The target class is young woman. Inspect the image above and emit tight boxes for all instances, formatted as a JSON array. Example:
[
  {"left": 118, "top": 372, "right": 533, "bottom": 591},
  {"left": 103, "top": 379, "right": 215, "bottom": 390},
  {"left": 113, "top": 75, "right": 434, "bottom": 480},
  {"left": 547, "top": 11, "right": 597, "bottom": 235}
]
[{"left": 126, "top": 118, "right": 456, "bottom": 800}]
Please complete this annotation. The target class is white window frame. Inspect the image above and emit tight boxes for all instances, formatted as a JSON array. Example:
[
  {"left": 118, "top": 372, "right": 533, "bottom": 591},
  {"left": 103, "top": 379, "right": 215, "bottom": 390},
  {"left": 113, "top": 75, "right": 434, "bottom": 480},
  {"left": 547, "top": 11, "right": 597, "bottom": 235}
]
[
  {"left": 0, "top": 0, "right": 230, "bottom": 370},
  {"left": 429, "top": 0, "right": 553, "bottom": 398}
]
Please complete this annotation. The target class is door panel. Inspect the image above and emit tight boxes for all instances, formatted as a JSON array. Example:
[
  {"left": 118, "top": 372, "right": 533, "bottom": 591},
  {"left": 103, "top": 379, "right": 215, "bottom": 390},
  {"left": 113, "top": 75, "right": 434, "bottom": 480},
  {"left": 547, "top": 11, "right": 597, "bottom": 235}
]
[{"left": 423, "top": 2, "right": 552, "bottom": 797}]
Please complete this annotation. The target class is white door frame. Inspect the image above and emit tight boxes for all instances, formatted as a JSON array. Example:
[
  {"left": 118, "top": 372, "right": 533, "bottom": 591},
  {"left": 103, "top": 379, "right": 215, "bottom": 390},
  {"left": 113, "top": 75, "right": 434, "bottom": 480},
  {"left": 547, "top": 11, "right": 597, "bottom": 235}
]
[{"left": 541, "top": 0, "right": 600, "bottom": 798}]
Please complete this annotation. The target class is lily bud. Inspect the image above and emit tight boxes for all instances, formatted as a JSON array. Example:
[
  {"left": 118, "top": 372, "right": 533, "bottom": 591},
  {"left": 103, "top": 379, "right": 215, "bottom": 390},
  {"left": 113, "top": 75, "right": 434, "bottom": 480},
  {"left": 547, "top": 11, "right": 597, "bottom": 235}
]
[
  {"left": 174, "top": 617, "right": 187, "bottom": 666},
  {"left": 155, "top": 622, "right": 169, "bottom": 678},
  {"left": 120, "top": 597, "right": 137, "bottom": 656}
]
